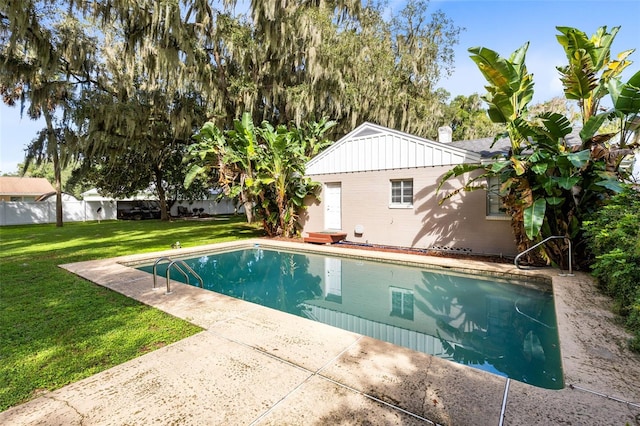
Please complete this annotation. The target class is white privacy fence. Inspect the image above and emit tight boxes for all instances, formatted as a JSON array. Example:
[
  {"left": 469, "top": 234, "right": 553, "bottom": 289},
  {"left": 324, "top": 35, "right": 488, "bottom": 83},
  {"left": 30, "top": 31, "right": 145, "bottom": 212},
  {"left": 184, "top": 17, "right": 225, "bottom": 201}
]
[
  {"left": 0, "top": 199, "right": 240, "bottom": 226},
  {"left": 0, "top": 200, "right": 117, "bottom": 226}
]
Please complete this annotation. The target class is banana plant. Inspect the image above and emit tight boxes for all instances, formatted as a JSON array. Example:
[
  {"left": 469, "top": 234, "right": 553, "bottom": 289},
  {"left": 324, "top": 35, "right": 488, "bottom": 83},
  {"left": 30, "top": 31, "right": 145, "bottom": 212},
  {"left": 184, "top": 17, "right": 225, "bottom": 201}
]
[
  {"left": 185, "top": 113, "right": 335, "bottom": 237},
  {"left": 439, "top": 26, "right": 639, "bottom": 268},
  {"left": 185, "top": 113, "right": 261, "bottom": 223}
]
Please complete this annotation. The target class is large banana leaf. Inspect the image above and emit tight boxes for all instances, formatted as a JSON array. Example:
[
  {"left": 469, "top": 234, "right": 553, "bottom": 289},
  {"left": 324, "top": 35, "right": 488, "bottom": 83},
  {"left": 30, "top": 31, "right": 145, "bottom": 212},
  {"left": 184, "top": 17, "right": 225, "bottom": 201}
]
[
  {"left": 545, "top": 196, "right": 564, "bottom": 206},
  {"left": 468, "top": 46, "right": 521, "bottom": 94},
  {"left": 485, "top": 92, "right": 513, "bottom": 123},
  {"left": 580, "top": 111, "right": 615, "bottom": 143},
  {"left": 589, "top": 26, "right": 619, "bottom": 70},
  {"left": 556, "top": 26, "right": 619, "bottom": 71},
  {"left": 233, "top": 112, "right": 257, "bottom": 158},
  {"left": 552, "top": 176, "right": 580, "bottom": 190},
  {"left": 184, "top": 164, "right": 203, "bottom": 189},
  {"left": 436, "top": 163, "right": 485, "bottom": 193},
  {"left": 556, "top": 26, "right": 596, "bottom": 59},
  {"left": 557, "top": 50, "right": 598, "bottom": 100},
  {"left": 531, "top": 162, "right": 548, "bottom": 175},
  {"left": 523, "top": 198, "right": 546, "bottom": 239},
  {"left": 566, "top": 150, "right": 591, "bottom": 168},
  {"left": 539, "top": 112, "right": 573, "bottom": 138},
  {"left": 608, "top": 70, "right": 640, "bottom": 114},
  {"left": 595, "top": 172, "right": 625, "bottom": 192},
  {"left": 469, "top": 45, "right": 534, "bottom": 155},
  {"left": 601, "top": 49, "right": 634, "bottom": 82}
]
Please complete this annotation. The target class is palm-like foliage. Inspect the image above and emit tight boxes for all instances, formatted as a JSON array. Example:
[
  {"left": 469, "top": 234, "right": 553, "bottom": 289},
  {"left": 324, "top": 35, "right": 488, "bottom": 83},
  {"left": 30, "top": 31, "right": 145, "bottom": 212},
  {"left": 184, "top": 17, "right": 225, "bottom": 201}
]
[
  {"left": 469, "top": 43, "right": 534, "bottom": 153},
  {"left": 556, "top": 26, "right": 633, "bottom": 122},
  {"left": 439, "top": 26, "right": 639, "bottom": 268},
  {"left": 186, "top": 113, "right": 335, "bottom": 237}
]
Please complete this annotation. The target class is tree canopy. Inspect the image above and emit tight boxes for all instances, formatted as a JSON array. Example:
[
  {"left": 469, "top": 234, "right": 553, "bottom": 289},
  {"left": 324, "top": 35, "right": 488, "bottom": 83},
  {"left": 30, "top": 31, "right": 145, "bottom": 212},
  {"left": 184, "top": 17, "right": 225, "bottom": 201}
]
[
  {"left": 2, "top": 0, "right": 462, "bottom": 220},
  {"left": 440, "top": 93, "right": 504, "bottom": 141},
  {"left": 1, "top": 0, "right": 97, "bottom": 225}
]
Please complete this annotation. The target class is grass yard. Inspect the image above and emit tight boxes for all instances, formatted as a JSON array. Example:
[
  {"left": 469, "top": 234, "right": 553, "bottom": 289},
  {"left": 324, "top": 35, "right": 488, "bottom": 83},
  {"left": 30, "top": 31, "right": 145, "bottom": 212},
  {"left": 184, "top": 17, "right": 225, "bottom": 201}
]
[{"left": 0, "top": 216, "right": 262, "bottom": 411}]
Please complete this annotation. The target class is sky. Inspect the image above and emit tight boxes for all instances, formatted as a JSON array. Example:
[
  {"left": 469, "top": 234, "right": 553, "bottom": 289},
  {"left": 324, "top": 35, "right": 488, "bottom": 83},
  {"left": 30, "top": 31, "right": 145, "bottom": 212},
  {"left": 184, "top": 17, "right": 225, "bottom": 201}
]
[{"left": 1, "top": 0, "right": 639, "bottom": 174}]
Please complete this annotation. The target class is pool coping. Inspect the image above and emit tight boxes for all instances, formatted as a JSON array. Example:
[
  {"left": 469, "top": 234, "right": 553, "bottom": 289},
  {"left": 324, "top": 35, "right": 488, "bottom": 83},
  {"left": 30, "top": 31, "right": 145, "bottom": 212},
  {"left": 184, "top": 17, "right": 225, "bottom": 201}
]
[{"left": 2, "top": 238, "right": 639, "bottom": 425}]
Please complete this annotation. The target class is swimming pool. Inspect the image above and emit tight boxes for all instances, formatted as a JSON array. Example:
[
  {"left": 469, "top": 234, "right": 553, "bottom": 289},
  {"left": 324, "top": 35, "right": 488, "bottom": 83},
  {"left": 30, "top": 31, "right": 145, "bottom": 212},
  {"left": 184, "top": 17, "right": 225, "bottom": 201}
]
[{"left": 138, "top": 246, "right": 563, "bottom": 389}]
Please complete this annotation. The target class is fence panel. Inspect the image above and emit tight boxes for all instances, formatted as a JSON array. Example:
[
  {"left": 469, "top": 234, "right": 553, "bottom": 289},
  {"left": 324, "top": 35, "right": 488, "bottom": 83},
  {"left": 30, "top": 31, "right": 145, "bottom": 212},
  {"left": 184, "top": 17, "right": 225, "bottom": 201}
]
[
  {"left": 0, "top": 200, "right": 118, "bottom": 226},
  {"left": 1, "top": 199, "right": 238, "bottom": 226}
]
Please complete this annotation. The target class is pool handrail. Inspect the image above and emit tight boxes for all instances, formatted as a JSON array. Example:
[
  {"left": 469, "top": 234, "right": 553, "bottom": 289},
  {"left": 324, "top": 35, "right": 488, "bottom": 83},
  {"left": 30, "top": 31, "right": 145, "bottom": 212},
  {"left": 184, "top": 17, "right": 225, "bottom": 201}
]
[
  {"left": 165, "top": 259, "right": 204, "bottom": 295},
  {"left": 152, "top": 257, "right": 173, "bottom": 289},
  {"left": 152, "top": 256, "right": 204, "bottom": 294},
  {"left": 514, "top": 236, "right": 573, "bottom": 276}
]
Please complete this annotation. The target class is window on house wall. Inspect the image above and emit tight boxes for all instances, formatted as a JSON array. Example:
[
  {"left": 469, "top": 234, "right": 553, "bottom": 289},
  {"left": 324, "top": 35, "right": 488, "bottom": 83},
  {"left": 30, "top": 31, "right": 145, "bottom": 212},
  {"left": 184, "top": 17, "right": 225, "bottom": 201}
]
[
  {"left": 486, "top": 176, "right": 508, "bottom": 219},
  {"left": 390, "top": 179, "right": 413, "bottom": 208},
  {"left": 390, "top": 287, "right": 414, "bottom": 320}
]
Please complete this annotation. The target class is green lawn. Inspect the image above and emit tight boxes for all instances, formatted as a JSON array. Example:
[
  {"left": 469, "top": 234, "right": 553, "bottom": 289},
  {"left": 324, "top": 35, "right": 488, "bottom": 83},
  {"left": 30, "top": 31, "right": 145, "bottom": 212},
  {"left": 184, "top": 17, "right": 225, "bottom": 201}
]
[{"left": 0, "top": 216, "right": 262, "bottom": 411}]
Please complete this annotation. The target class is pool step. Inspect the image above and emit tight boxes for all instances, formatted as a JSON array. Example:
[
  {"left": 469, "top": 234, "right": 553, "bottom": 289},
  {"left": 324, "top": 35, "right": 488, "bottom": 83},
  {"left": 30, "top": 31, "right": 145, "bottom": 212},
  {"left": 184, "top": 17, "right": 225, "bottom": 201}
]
[{"left": 303, "top": 232, "right": 347, "bottom": 245}]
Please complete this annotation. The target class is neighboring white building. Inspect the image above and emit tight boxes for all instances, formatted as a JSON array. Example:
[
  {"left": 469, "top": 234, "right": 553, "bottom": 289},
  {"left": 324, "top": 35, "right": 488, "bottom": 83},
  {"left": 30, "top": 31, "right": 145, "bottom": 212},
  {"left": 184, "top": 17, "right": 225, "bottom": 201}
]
[{"left": 82, "top": 188, "right": 240, "bottom": 219}]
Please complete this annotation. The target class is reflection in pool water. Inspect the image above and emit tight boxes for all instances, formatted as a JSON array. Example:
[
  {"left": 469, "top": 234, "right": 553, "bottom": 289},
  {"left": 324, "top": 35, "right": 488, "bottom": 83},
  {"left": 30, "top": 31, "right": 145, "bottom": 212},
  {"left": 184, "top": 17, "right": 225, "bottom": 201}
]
[{"left": 139, "top": 247, "right": 563, "bottom": 389}]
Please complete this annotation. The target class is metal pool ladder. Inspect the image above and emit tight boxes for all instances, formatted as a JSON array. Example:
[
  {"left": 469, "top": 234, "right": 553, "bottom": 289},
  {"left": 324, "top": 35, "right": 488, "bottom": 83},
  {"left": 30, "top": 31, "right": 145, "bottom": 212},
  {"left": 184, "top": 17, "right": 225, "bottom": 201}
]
[
  {"left": 152, "top": 256, "right": 204, "bottom": 295},
  {"left": 514, "top": 236, "right": 574, "bottom": 276}
]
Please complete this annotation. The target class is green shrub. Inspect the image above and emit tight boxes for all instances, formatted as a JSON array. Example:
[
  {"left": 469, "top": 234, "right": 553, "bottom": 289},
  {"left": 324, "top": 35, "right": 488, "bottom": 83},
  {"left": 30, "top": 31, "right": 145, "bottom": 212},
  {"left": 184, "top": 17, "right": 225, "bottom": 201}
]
[
  {"left": 583, "top": 186, "right": 640, "bottom": 351},
  {"left": 629, "top": 296, "right": 640, "bottom": 352}
]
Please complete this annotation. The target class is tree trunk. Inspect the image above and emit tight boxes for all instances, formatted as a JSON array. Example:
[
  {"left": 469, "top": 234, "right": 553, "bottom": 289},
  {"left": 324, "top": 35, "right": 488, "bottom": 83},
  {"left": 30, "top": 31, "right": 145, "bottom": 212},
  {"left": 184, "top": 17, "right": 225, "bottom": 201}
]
[
  {"left": 43, "top": 109, "right": 63, "bottom": 227},
  {"left": 239, "top": 190, "right": 255, "bottom": 223},
  {"left": 154, "top": 167, "right": 170, "bottom": 221},
  {"left": 243, "top": 199, "right": 255, "bottom": 223},
  {"left": 54, "top": 163, "right": 63, "bottom": 227},
  {"left": 277, "top": 193, "right": 286, "bottom": 237}
]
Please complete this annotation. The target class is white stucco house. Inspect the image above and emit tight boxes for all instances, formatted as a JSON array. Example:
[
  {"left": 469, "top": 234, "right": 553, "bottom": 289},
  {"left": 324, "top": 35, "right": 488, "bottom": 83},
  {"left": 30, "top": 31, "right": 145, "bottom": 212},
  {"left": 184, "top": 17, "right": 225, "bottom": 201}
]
[{"left": 299, "top": 122, "right": 517, "bottom": 257}]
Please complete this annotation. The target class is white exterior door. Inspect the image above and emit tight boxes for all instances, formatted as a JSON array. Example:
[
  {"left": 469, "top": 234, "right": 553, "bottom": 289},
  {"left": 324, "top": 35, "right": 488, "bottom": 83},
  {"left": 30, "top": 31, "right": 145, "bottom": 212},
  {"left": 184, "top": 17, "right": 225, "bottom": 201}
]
[{"left": 324, "top": 183, "right": 342, "bottom": 230}]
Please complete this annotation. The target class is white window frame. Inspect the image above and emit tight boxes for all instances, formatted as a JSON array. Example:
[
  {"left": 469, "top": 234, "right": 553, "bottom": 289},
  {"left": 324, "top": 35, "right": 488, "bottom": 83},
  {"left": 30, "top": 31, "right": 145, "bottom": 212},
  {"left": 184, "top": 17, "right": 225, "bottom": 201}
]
[
  {"left": 486, "top": 176, "right": 509, "bottom": 220},
  {"left": 389, "top": 179, "right": 413, "bottom": 209}
]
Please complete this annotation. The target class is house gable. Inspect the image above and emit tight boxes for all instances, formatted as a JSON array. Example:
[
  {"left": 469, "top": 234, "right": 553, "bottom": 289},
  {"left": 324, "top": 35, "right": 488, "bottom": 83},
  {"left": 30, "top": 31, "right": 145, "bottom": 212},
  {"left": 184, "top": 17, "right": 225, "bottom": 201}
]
[
  {"left": 306, "top": 122, "right": 481, "bottom": 175},
  {"left": 0, "top": 177, "right": 56, "bottom": 201}
]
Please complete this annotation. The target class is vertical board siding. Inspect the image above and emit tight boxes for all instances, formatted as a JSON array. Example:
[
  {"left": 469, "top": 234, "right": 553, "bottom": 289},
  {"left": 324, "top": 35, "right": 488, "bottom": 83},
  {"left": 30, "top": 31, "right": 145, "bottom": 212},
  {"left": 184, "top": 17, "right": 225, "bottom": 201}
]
[
  {"left": 416, "top": 143, "right": 425, "bottom": 168},
  {"left": 306, "top": 123, "right": 479, "bottom": 176}
]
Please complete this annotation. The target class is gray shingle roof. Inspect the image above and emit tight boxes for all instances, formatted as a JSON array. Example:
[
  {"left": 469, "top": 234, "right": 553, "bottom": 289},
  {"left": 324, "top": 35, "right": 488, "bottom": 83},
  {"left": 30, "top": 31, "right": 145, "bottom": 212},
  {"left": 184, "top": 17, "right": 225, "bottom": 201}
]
[
  {"left": 448, "top": 129, "right": 583, "bottom": 158},
  {"left": 448, "top": 136, "right": 512, "bottom": 158}
]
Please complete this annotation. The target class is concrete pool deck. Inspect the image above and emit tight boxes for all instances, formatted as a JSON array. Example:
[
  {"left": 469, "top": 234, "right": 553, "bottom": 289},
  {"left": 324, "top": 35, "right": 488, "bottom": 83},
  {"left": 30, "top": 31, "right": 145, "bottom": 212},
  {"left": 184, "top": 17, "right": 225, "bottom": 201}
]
[{"left": 2, "top": 238, "right": 639, "bottom": 425}]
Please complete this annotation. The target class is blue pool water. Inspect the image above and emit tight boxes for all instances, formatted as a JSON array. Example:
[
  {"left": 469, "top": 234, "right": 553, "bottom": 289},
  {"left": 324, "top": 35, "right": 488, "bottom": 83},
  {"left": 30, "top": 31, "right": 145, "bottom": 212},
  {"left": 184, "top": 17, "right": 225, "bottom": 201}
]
[{"left": 138, "top": 247, "right": 563, "bottom": 389}]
